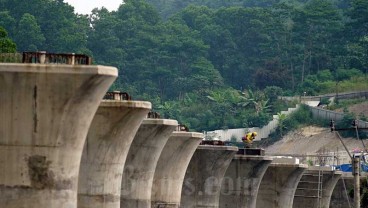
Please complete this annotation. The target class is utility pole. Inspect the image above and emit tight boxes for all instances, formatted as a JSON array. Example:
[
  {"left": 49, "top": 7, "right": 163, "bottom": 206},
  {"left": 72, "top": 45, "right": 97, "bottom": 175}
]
[{"left": 353, "top": 156, "right": 360, "bottom": 208}]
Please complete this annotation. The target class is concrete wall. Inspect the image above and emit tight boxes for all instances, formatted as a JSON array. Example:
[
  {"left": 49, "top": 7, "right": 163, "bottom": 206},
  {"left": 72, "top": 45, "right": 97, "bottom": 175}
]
[
  {"left": 0, "top": 64, "right": 117, "bottom": 208},
  {"left": 205, "top": 106, "right": 299, "bottom": 141},
  {"left": 151, "top": 131, "right": 203, "bottom": 208},
  {"left": 120, "top": 119, "right": 178, "bottom": 208},
  {"left": 330, "top": 175, "right": 354, "bottom": 208},
  {"left": 219, "top": 155, "right": 272, "bottom": 208},
  {"left": 78, "top": 101, "right": 151, "bottom": 208},
  {"left": 256, "top": 163, "right": 307, "bottom": 208},
  {"left": 180, "top": 145, "right": 238, "bottom": 208},
  {"left": 293, "top": 167, "right": 342, "bottom": 208},
  {"left": 308, "top": 106, "right": 368, "bottom": 129}
]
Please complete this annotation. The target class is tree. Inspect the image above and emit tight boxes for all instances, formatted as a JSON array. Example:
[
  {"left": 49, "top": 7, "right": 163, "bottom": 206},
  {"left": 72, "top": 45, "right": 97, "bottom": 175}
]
[
  {"left": 294, "top": 0, "right": 343, "bottom": 80},
  {"left": 349, "top": 0, "right": 368, "bottom": 38},
  {"left": 88, "top": 8, "right": 125, "bottom": 67},
  {"left": 14, "top": 13, "right": 45, "bottom": 51},
  {"left": 0, "top": 11, "right": 16, "bottom": 37},
  {"left": 0, "top": 26, "right": 16, "bottom": 52},
  {"left": 277, "top": 113, "right": 287, "bottom": 136}
]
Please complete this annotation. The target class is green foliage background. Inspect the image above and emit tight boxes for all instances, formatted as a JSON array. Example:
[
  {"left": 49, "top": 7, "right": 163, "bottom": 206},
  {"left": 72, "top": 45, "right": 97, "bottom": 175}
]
[{"left": 0, "top": 0, "right": 368, "bottom": 131}]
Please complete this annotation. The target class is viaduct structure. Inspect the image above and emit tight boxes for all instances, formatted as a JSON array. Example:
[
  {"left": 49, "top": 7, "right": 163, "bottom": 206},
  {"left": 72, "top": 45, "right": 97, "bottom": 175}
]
[
  {"left": 151, "top": 131, "right": 203, "bottom": 207},
  {"left": 181, "top": 145, "right": 238, "bottom": 208},
  {"left": 121, "top": 118, "right": 178, "bottom": 207},
  {"left": 0, "top": 53, "right": 347, "bottom": 208},
  {"left": 78, "top": 97, "right": 152, "bottom": 208},
  {"left": 0, "top": 63, "right": 117, "bottom": 207},
  {"left": 256, "top": 158, "right": 307, "bottom": 208},
  {"left": 219, "top": 152, "right": 273, "bottom": 208},
  {"left": 293, "top": 166, "right": 342, "bottom": 208}
]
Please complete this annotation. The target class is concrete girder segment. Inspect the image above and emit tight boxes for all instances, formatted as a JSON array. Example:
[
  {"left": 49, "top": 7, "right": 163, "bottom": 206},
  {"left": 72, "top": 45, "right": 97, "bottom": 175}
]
[
  {"left": 77, "top": 100, "right": 152, "bottom": 208},
  {"left": 151, "top": 131, "right": 203, "bottom": 208},
  {"left": 256, "top": 163, "right": 308, "bottom": 208},
  {"left": 0, "top": 64, "right": 117, "bottom": 208},
  {"left": 180, "top": 145, "right": 238, "bottom": 208},
  {"left": 120, "top": 118, "right": 178, "bottom": 208},
  {"left": 293, "top": 166, "right": 342, "bottom": 208},
  {"left": 219, "top": 155, "right": 273, "bottom": 208}
]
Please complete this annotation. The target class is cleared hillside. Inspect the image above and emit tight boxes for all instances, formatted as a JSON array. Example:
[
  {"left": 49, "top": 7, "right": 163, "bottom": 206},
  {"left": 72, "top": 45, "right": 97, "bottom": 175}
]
[
  {"left": 265, "top": 126, "right": 367, "bottom": 155},
  {"left": 335, "top": 101, "right": 368, "bottom": 117}
]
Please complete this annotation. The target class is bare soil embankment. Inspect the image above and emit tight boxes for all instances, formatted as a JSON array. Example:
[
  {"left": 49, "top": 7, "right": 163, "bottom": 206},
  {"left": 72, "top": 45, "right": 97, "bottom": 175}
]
[
  {"left": 265, "top": 126, "right": 367, "bottom": 154},
  {"left": 335, "top": 101, "right": 368, "bottom": 117}
]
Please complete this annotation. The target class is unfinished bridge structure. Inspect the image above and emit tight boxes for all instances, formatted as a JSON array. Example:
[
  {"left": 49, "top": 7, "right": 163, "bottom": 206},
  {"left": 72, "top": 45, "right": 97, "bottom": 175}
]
[{"left": 0, "top": 52, "right": 345, "bottom": 208}]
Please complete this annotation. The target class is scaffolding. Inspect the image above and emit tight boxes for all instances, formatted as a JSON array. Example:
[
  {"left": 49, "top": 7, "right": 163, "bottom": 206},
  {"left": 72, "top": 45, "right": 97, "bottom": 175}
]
[{"left": 294, "top": 169, "right": 325, "bottom": 208}]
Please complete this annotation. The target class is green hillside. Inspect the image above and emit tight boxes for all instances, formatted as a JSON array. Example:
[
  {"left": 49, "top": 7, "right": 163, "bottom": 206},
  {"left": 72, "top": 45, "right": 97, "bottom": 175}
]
[{"left": 0, "top": 0, "right": 367, "bottom": 131}]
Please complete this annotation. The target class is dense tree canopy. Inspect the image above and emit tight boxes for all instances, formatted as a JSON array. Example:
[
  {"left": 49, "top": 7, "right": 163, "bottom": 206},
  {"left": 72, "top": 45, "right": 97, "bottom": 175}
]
[
  {"left": 0, "top": 0, "right": 367, "bottom": 132},
  {"left": 0, "top": 26, "right": 16, "bottom": 52}
]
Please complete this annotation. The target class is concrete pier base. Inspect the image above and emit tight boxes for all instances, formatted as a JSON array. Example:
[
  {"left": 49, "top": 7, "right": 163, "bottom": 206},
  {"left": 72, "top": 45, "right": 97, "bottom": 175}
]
[
  {"left": 256, "top": 159, "right": 308, "bottom": 208},
  {"left": 78, "top": 100, "right": 151, "bottom": 208},
  {"left": 0, "top": 64, "right": 117, "bottom": 208},
  {"left": 151, "top": 131, "right": 203, "bottom": 208},
  {"left": 330, "top": 173, "right": 358, "bottom": 208},
  {"left": 219, "top": 155, "right": 272, "bottom": 208},
  {"left": 293, "top": 166, "right": 342, "bottom": 208},
  {"left": 120, "top": 119, "right": 178, "bottom": 208},
  {"left": 180, "top": 145, "right": 238, "bottom": 208}
]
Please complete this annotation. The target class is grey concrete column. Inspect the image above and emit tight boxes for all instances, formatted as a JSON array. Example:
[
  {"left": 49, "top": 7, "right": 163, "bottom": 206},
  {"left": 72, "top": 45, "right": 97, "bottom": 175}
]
[
  {"left": 330, "top": 174, "right": 355, "bottom": 208},
  {"left": 219, "top": 155, "right": 272, "bottom": 208},
  {"left": 78, "top": 101, "right": 151, "bottom": 208},
  {"left": 293, "top": 167, "right": 342, "bottom": 208},
  {"left": 0, "top": 64, "right": 117, "bottom": 208},
  {"left": 180, "top": 145, "right": 238, "bottom": 208},
  {"left": 151, "top": 131, "right": 203, "bottom": 208},
  {"left": 120, "top": 119, "right": 178, "bottom": 208},
  {"left": 256, "top": 160, "right": 308, "bottom": 208}
]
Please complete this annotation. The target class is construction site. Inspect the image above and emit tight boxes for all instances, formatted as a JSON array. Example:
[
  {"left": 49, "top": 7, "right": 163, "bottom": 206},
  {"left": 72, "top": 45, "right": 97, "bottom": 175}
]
[{"left": 1, "top": 51, "right": 368, "bottom": 208}]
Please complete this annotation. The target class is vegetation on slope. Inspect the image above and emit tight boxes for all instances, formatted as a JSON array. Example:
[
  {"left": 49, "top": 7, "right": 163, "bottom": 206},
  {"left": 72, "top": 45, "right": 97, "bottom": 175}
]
[{"left": 0, "top": 0, "right": 367, "bottom": 131}]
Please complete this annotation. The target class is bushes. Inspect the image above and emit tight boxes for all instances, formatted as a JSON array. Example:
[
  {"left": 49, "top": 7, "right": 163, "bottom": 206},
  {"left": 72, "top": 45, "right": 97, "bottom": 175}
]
[
  {"left": 299, "top": 69, "right": 368, "bottom": 95},
  {"left": 335, "top": 113, "right": 368, "bottom": 139}
]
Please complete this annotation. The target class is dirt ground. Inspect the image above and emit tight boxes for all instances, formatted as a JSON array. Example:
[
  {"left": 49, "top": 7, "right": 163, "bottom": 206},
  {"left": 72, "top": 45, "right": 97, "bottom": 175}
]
[
  {"left": 265, "top": 126, "right": 368, "bottom": 155},
  {"left": 265, "top": 101, "right": 368, "bottom": 155},
  {"left": 335, "top": 101, "right": 368, "bottom": 117}
]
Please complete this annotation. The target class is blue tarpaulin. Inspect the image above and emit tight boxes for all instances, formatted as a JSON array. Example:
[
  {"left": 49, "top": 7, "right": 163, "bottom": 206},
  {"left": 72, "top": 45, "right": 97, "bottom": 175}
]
[{"left": 336, "top": 163, "right": 368, "bottom": 172}]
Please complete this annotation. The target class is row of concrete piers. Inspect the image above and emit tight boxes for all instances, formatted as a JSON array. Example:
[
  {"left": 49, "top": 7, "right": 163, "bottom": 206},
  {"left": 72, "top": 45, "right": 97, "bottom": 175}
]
[{"left": 0, "top": 62, "right": 344, "bottom": 208}]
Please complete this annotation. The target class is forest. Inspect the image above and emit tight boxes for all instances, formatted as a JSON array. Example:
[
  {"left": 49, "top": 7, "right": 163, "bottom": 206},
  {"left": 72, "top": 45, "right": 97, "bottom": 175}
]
[{"left": 0, "top": 0, "right": 367, "bottom": 131}]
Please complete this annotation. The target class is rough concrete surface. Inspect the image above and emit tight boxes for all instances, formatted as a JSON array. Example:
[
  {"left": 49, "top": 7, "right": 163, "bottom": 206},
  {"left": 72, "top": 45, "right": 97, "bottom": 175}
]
[
  {"left": 0, "top": 64, "right": 117, "bottom": 208},
  {"left": 219, "top": 155, "right": 272, "bottom": 208},
  {"left": 151, "top": 131, "right": 203, "bottom": 208},
  {"left": 180, "top": 145, "right": 238, "bottom": 208},
  {"left": 293, "top": 167, "right": 342, "bottom": 208},
  {"left": 78, "top": 100, "right": 151, "bottom": 208},
  {"left": 120, "top": 119, "right": 178, "bottom": 208},
  {"left": 330, "top": 175, "right": 355, "bottom": 208},
  {"left": 256, "top": 163, "right": 308, "bottom": 208}
]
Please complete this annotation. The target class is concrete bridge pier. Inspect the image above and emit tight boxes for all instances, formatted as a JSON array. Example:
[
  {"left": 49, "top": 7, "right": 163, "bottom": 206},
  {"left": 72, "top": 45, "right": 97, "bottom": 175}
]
[
  {"left": 120, "top": 118, "right": 178, "bottom": 208},
  {"left": 77, "top": 100, "right": 151, "bottom": 208},
  {"left": 0, "top": 64, "right": 117, "bottom": 208},
  {"left": 256, "top": 158, "right": 308, "bottom": 208},
  {"left": 180, "top": 145, "right": 238, "bottom": 208},
  {"left": 219, "top": 153, "right": 273, "bottom": 208},
  {"left": 293, "top": 166, "right": 342, "bottom": 208},
  {"left": 330, "top": 173, "right": 357, "bottom": 208},
  {"left": 151, "top": 131, "right": 203, "bottom": 208}
]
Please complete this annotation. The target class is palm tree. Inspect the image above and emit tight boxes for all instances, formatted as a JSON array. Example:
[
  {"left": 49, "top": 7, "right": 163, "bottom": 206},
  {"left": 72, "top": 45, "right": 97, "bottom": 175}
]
[{"left": 238, "top": 89, "right": 271, "bottom": 115}]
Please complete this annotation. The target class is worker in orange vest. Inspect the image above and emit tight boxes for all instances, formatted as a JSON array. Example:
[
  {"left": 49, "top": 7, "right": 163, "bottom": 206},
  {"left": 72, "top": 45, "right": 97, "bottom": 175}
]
[{"left": 242, "top": 132, "right": 257, "bottom": 148}]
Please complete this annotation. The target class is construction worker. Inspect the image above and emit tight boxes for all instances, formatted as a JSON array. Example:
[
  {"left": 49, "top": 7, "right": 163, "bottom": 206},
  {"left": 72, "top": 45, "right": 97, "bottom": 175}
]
[{"left": 242, "top": 132, "right": 257, "bottom": 148}]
